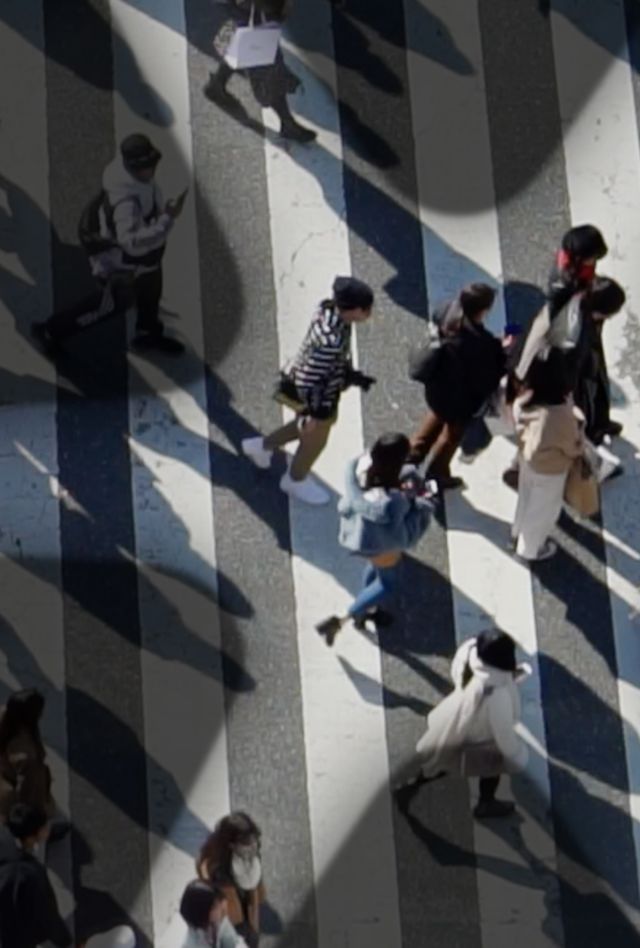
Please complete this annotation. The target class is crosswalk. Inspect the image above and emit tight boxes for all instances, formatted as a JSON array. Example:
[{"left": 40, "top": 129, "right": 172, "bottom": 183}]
[{"left": 1, "top": 1, "right": 640, "bottom": 945}]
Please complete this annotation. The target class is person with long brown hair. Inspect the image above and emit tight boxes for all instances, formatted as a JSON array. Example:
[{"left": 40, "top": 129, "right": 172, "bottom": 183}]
[
  {"left": 0, "top": 690, "right": 58, "bottom": 827},
  {"left": 196, "top": 813, "right": 265, "bottom": 948}
]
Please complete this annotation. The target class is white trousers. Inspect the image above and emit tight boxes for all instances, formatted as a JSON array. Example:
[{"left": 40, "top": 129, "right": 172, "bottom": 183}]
[
  {"left": 85, "top": 926, "right": 136, "bottom": 948},
  {"left": 512, "top": 460, "right": 567, "bottom": 559}
]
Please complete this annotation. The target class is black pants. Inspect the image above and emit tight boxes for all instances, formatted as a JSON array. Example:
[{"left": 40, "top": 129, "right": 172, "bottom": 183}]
[
  {"left": 479, "top": 775, "right": 500, "bottom": 800},
  {"left": 45, "top": 267, "right": 163, "bottom": 341}
]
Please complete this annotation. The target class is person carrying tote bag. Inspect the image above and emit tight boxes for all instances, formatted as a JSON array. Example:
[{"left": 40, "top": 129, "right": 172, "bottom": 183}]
[
  {"left": 397, "top": 629, "right": 530, "bottom": 820},
  {"left": 511, "top": 350, "right": 586, "bottom": 562},
  {"left": 205, "top": 0, "right": 317, "bottom": 142}
]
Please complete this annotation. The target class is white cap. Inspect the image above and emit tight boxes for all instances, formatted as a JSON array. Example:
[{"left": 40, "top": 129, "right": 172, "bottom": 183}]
[{"left": 85, "top": 926, "right": 136, "bottom": 948}]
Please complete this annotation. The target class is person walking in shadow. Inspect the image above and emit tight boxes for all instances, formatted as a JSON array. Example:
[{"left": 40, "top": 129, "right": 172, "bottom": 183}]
[
  {"left": 0, "top": 803, "right": 72, "bottom": 948},
  {"left": 33, "top": 134, "right": 186, "bottom": 356},
  {"left": 0, "top": 689, "right": 69, "bottom": 842},
  {"left": 204, "top": 0, "right": 318, "bottom": 143}
]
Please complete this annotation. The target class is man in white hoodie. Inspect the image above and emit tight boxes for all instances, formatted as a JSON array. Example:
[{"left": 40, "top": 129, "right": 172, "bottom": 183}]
[{"left": 33, "top": 134, "right": 186, "bottom": 355}]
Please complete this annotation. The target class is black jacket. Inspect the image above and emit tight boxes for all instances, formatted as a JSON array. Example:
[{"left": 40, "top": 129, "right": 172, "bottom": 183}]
[
  {"left": 411, "top": 318, "right": 505, "bottom": 423},
  {"left": 0, "top": 826, "right": 71, "bottom": 948}
]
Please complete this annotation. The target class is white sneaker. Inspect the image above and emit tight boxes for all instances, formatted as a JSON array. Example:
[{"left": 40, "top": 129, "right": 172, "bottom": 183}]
[
  {"left": 280, "top": 471, "right": 330, "bottom": 505},
  {"left": 241, "top": 436, "right": 273, "bottom": 469},
  {"left": 595, "top": 444, "right": 623, "bottom": 484}
]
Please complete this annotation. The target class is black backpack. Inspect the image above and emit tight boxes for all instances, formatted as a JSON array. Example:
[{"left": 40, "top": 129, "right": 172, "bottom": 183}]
[{"left": 78, "top": 190, "right": 119, "bottom": 256}]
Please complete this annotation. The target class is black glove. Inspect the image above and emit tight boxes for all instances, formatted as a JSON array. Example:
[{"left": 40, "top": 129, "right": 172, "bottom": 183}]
[{"left": 346, "top": 368, "right": 376, "bottom": 392}]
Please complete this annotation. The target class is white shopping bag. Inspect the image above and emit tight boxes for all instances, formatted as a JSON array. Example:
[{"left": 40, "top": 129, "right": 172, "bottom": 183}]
[{"left": 224, "top": 4, "right": 282, "bottom": 70}]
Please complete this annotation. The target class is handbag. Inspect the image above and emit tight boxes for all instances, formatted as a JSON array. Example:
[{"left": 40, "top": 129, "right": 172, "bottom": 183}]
[
  {"left": 224, "top": 4, "right": 282, "bottom": 71},
  {"left": 273, "top": 371, "right": 305, "bottom": 412},
  {"left": 564, "top": 454, "right": 600, "bottom": 518}
]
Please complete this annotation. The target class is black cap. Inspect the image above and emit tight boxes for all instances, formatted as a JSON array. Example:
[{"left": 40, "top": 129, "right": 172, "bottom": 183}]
[
  {"left": 121, "top": 133, "right": 162, "bottom": 170},
  {"left": 561, "top": 224, "right": 607, "bottom": 261},
  {"left": 333, "top": 276, "right": 374, "bottom": 311},
  {"left": 476, "top": 629, "right": 517, "bottom": 672}
]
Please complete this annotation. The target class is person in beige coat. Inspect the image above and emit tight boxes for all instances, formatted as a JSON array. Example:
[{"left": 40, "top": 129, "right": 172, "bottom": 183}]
[
  {"left": 398, "top": 629, "right": 530, "bottom": 819},
  {"left": 512, "top": 350, "right": 585, "bottom": 561}
]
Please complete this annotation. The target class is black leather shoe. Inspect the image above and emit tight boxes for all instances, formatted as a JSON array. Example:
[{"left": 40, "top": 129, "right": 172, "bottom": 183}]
[
  {"left": 132, "top": 333, "right": 185, "bottom": 355},
  {"left": 280, "top": 121, "right": 317, "bottom": 143},
  {"left": 316, "top": 616, "right": 342, "bottom": 646},
  {"left": 604, "top": 420, "right": 623, "bottom": 438}
]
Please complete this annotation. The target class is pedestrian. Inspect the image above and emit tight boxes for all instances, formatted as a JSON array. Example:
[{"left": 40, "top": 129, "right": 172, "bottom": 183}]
[
  {"left": 408, "top": 283, "right": 506, "bottom": 489},
  {"left": 511, "top": 351, "right": 586, "bottom": 561},
  {"left": 398, "top": 629, "right": 530, "bottom": 820},
  {"left": 0, "top": 802, "right": 72, "bottom": 947},
  {"left": 315, "top": 433, "right": 433, "bottom": 645},
  {"left": 196, "top": 813, "right": 265, "bottom": 948},
  {"left": 242, "top": 275, "right": 375, "bottom": 505},
  {"left": 173, "top": 881, "right": 248, "bottom": 947},
  {"left": 516, "top": 275, "right": 625, "bottom": 444},
  {"left": 547, "top": 223, "right": 608, "bottom": 317},
  {"left": 0, "top": 689, "right": 69, "bottom": 840},
  {"left": 33, "top": 134, "right": 186, "bottom": 355},
  {"left": 204, "top": 0, "right": 317, "bottom": 143}
]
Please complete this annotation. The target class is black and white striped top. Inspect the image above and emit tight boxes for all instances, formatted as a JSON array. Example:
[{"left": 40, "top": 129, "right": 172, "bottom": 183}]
[{"left": 290, "top": 303, "right": 352, "bottom": 418}]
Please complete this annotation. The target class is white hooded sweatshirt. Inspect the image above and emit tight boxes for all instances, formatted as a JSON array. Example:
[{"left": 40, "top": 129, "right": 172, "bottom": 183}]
[
  {"left": 100, "top": 155, "right": 173, "bottom": 262},
  {"left": 416, "top": 637, "right": 529, "bottom": 776}
]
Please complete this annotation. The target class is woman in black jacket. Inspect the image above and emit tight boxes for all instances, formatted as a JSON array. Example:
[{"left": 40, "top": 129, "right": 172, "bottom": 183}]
[{"left": 408, "top": 284, "right": 506, "bottom": 489}]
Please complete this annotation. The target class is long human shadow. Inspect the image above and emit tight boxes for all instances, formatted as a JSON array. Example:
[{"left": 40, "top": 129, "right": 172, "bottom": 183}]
[
  {"left": 0, "top": 163, "right": 243, "bottom": 400},
  {"left": 96, "top": 0, "right": 640, "bottom": 220},
  {"left": 398, "top": 746, "right": 640, "bottom": 945},
  {"left": 0, "top": 0, "right": 173, "bottom": 125},
  {"left": 0, "top": 566, "right": 253, "bottom": 833}
]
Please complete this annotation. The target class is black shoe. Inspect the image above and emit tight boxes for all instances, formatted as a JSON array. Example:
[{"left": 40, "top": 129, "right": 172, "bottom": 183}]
[
  {"left": 132, "top": 333, "right": 184, "bottom": 355},
  {"left": 47, "top": 819, "right": 71, "bottom": 844},
  {"left": 604, "top": 420, "right": 623, "bottom": 438},
  {"left": 280, "top": 121, "right": 317, "bottom": 143},
  {"left": 316, "top": 616, "right": 342, "bottom": 647},
  {"left": 502, "top": 468, "right": 519, "bottom": 491},
  {"left": 473, "top": 799, "right": 515, "bottom": 820},
  {"left": 31, "top": 322, "right": 61, "bottom": 354}
]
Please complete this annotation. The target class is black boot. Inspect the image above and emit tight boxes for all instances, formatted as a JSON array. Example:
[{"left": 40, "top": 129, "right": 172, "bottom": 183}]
[
  {"left": 204, "top": 67, "right": 245, "bottom": 114},
  {"left": 132, "top": 329, "right": 184, "bottom": 356},
  {"left": 280, "top": 119, "right": 317, "bottom": 143}
]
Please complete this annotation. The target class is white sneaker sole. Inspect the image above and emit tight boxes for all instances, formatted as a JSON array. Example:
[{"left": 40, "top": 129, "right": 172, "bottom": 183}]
[{"left": 279, "top": 476, "right": 330, "bottom": 506}]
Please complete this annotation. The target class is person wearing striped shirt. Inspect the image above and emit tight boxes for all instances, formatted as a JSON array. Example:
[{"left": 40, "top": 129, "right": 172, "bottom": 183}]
[{"left": 242, "top": 276, "right": 375, "bottom": 505}]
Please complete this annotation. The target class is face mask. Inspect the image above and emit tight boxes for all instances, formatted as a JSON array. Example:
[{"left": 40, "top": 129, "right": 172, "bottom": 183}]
[{"left": 231, "top": 852, "right": 262, "bottom": 891}]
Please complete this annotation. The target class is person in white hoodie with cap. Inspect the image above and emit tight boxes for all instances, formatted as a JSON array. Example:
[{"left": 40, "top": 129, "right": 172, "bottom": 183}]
[
  {"left": 398, "top": 628, "right": 530, "bottom": 819},
  {"left": 33, "top": 134, "right": 186, "bottom": 355}
]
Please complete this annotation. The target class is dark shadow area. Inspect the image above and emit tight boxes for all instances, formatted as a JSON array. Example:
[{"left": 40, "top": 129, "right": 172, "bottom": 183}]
[
  {"left": 70, "top": 827, "right": 153, "bottom": 948},
  {"left": 0, "top": 0, "right": 174, "bottom": 125},
  {"left": 338, "top": 655, "right": 431, "bottom": 715}
]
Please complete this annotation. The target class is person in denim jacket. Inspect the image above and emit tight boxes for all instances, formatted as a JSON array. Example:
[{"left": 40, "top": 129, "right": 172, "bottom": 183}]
[{"left": 316, "top": 433, "right": 433, "bottom": 646}]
